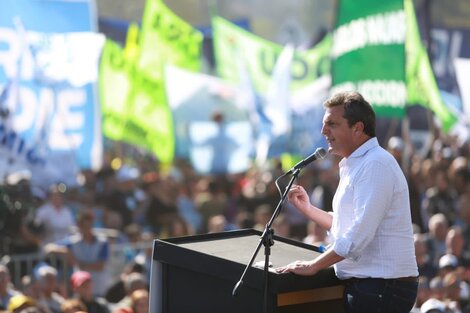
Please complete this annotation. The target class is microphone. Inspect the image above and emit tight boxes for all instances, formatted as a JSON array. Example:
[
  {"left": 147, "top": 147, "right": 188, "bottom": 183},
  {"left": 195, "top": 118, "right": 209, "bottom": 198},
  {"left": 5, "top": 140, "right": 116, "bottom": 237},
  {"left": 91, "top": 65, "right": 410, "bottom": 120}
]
[{"left": 285, "top": 147, "right": 327, "bottom": 175}]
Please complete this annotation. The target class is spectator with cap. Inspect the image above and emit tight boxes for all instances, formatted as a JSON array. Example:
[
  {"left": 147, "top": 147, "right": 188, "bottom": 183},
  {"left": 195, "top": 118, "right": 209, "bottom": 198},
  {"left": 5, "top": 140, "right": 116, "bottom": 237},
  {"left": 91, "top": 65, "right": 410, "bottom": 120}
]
[
  {"left": 419, "top": 298, "right": 446, "bottom": 313},
  {"left": 438, "top": 254, "right": 459, "bottom": 278},
  {"left": 70, "top": 271, "right": 110, "bottom": 313},
  {"left": 0, "top": 265, "right": 21, "bottom": 311},
  {"left": 7, "top": 294, "right": 37, "bottom": 313},
  {"left": 35, "top": 265, "right": 65, "bottom": 313}
]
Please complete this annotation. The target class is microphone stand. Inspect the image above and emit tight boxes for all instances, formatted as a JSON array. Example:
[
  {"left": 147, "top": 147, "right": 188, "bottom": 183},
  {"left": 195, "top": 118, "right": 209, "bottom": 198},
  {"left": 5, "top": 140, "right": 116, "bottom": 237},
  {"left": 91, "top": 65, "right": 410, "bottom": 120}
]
[{"left": 232, "top": 168, "right": 301, "bottom": 313}]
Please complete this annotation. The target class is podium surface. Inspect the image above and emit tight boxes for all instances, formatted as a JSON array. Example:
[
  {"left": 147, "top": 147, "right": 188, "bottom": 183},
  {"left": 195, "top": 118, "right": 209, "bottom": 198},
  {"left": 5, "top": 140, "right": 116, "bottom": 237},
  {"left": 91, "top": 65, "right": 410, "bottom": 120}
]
[{"left": 150, "top": 229, "right": 345, "bottom": 313}]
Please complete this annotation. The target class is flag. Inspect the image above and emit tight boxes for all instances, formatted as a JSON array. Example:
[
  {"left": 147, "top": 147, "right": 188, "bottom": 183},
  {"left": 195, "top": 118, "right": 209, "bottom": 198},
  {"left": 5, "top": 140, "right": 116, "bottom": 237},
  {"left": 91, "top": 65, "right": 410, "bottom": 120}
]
[
  {"left": 28, "top": 31, "right": 105, "bottom": 87},
  {"left": 331, "top": 0, "right": 407, "bottom": 117},
  {"left": 405, "top": 0, "right": 457, "bottom": 132},
  {"left": 0, "top": 0, "right": 103, "bottom": 179},
  {"left": 212, "top": 16, "right": 331, "bottom": 94},
  {"left": 255, "top": 44, "right": 295, "bottom": 165},
  {"left": 99, "top": 39, "right": 175, "bottom": 164},
  {"left": 454, "top": 58, "right": 470, "bottom": 121},
  {"left": 138, "top": 0, "right": 203, "bottom": 79}
]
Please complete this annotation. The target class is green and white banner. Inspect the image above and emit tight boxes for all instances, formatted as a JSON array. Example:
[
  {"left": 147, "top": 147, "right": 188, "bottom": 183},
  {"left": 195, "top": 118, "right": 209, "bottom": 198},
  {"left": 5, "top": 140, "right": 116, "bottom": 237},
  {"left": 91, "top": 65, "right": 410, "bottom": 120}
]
[
  {"left": 212, "top": 16, "right": 331, "bottom": 94},
  {"left": 331, "top": 0, "right": 406, "bottom": 117}
]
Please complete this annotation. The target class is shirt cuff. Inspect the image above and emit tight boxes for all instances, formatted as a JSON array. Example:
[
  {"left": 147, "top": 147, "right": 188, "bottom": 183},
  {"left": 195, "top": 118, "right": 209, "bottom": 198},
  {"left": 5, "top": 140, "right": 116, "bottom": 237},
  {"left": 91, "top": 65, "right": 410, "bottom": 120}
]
[{"left": 332, "top": 236, "right": 359, "bottom": 261}]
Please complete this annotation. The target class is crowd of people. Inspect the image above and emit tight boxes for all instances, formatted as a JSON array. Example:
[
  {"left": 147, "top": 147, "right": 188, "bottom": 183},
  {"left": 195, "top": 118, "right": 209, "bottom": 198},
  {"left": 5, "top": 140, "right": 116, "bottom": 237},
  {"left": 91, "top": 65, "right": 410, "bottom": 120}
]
[{"left": 1, "top": 123, "right": 470, "bottom": 312}]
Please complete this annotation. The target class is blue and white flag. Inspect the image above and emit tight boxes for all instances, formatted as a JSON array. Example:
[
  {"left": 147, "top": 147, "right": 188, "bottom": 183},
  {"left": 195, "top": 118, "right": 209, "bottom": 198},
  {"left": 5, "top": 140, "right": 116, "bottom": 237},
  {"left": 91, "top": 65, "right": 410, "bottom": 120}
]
[{"left": 0, "top": 0, "right": 102, "bottom": 187}]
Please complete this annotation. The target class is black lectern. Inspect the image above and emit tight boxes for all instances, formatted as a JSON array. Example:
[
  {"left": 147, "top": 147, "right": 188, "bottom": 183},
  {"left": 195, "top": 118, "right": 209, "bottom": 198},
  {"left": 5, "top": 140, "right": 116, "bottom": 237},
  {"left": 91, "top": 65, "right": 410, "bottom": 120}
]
[{"left": 149, "top": 229, "right": 345, "bottom": 313}]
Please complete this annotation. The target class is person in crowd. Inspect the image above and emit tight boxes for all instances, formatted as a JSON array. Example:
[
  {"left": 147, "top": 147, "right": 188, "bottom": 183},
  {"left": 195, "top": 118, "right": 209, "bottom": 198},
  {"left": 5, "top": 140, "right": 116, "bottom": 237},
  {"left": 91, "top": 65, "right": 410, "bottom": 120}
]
[
  {"left": 66, "top": 210, "right": 110, "bottom": 297},
  {"left": 7, "top": 294, "right": 37, "bottom": 313},
  {"left": 34, "top": 185, "right": 75, "bottom": 245},
  {"left": 303, "top": 220, "right": 330, "bottom": 248},
  {"left": 445, "top": 226, "right": 468, "bottom": 267},
  {"left": 35, "top": 265, "right": 65, "bottom": 313},
  {"left": 275, "top": 91, "right": 418, "bottom": 313},
  {"left": 427, "top": 213, "right": 451, "bottom": 268},
  {"left": 70, "top": 271, "right": 110, "bottom": 313},
  {"left": 271, "top": 213, "right": 291, "bottom": 239},
  {"left": 438, "top": 254, "right": 459, "bottom": 278},
  {"left": 458, "top": 192, "right": 470, "bottom": 266},
  {"left": 0, "top": 265, "right": 21, "bottom": 311},
  {"left": 103, "top": 165, "right": 142, "bottom": 229},
  {"left": 415, "top": 233, "right": 438, "bottom": 279},
  {"left": 419, "top": 298, "right": 446, "bottom": 313},
  {"left": 441, "top": 271, "right": 466, "bottom": 313},
  {"left": 422, "top": 168, "right": 459, "bottom": 226},
  {"left": 412, "top": 276, "right": 432, "bottom": 312},
  {"left": 113, "top": 289, "right": 148, "bottom": 313},
  {"left": 129, "top": 290, "right": 148, "bottom": 313},
  {"left": 194, "top": 177, "right": 229, "bottom": 233},
  {"left": 143, "top": 174, "right": 179, "bottom": 236},
  {"left": 112, "top": 272, "right": 147, "bottom": 312},
  {"left": 60, "top": 298, "right": 87, "bottom": 313}
]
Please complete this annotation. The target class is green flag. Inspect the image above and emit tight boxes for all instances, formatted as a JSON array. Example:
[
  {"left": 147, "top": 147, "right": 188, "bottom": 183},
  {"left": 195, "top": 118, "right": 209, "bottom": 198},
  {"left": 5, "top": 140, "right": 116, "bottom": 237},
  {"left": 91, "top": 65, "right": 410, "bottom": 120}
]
[
  {"left": 331, "top": 0, "right": 406, "bottom": 118},
  {"left": 405, "top": 0, "right": 457, "bottom": 132},
  {"left": 99, "top": 39, "right": 175, "bottom": 164},
  {"left": 99, "top": 40, "right": 132, "bottom": 140},
  {"left": 138, "top": 0, "right": 203, "bottom": 79},
  {"left": 212, "top": 16, "right": 331, "bottom": 94}
]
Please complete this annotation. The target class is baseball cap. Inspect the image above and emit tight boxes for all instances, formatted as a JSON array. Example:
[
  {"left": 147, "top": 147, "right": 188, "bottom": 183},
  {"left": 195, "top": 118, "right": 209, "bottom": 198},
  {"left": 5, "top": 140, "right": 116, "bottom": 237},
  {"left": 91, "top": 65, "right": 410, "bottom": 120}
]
[
  {"left": 8, "top": 294, "right": 35, "bottom": 312},
  {"left": 70, "top": 271, "right": 91, "bottom": 288},
  {"left": 439, "top": 254, "right": 459, "bottom": 269},
  {"left": 420, "top": 298, "right": 445, "bottom": 313}
]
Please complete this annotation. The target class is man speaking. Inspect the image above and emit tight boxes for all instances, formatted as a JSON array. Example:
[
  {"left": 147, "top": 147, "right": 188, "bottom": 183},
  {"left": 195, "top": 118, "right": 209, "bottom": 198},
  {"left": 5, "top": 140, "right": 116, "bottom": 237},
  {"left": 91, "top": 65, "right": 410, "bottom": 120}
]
[{"left": 276, "top": 91, "right": 418, "bottom": 313}]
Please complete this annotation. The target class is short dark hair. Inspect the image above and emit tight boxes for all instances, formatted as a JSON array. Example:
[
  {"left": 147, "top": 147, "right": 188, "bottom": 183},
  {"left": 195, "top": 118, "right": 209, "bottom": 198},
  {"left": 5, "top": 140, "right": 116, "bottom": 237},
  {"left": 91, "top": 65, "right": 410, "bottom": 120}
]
[{"left": 324, "top": 91, "right": 376, "bottom": 137}]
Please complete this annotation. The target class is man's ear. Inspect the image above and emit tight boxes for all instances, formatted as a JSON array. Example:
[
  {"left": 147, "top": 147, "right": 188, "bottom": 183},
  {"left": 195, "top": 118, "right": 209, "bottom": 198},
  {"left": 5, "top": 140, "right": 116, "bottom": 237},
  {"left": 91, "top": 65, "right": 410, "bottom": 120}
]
[{"left": 354, "top": 122, "right": 365, "bottom": 133}]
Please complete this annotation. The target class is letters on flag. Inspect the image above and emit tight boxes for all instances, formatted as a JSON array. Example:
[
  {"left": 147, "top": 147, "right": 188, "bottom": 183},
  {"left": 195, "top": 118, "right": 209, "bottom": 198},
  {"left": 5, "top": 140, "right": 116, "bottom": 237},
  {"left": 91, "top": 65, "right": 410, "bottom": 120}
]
[
  {"left": 138, "top": 0, "right": 203, "bottom": 79},
  {"left": 212, "top": 16, "right": 331, "bottom": 94},
  {"left": 0, "top": 0, "right": 102, "bottom": 188},
  {"left": 331, "top": 0, "right": 407, "bottom": 117}
]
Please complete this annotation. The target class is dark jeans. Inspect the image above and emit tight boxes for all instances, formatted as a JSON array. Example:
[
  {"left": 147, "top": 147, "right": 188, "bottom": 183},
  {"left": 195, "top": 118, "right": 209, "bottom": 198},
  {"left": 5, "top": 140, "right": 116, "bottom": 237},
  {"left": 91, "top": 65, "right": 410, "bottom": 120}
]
[{"left": 343, "top": 278, "right": 418, "bottom": 313}]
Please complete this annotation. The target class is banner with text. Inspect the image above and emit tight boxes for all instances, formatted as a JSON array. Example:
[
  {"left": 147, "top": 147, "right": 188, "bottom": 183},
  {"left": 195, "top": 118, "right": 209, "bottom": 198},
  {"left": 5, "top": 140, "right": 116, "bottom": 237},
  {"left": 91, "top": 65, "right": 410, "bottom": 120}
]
[
  {"left": 331, "top": 0, "right": 406, "bottom": 117},
  {"left": 0, "top": 0, "right": 101, "bottom": 187},
  {"left": 212, "top": 16, "right": 331, "bottom": 94},
  {"left": 138, "top": 0, "right": 203, "bottom": 79}
]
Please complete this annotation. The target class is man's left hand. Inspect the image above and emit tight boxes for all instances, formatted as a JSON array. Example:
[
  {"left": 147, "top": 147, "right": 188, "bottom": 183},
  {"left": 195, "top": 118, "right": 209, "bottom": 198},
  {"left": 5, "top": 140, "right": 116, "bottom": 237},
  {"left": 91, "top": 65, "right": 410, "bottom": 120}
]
[{"left": 275, "top": 260, "right": 318, "bottom": 276}]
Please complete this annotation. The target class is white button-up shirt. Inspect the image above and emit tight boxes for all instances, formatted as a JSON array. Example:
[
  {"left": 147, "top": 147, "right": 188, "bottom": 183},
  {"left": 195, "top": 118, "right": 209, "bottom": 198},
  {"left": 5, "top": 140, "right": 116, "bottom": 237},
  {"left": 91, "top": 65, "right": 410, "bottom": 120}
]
[{"left": 331, "top": 138, "right": 418, "bottom": 279}]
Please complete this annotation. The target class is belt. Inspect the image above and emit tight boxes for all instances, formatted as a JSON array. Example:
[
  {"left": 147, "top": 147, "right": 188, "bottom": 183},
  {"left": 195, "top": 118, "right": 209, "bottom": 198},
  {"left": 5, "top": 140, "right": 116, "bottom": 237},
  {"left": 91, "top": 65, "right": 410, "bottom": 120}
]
[
  {"left": 395, "top": 276, "right": 419, "bottom": 283},
  {"left": 345, "top": 276, "right": 419, "bottom": 284}
]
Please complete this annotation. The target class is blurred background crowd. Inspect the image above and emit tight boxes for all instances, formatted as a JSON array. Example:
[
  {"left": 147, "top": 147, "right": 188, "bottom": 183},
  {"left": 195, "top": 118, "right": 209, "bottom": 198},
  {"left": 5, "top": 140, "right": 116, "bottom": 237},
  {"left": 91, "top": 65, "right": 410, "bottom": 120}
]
[{"left": 2, "top": 129, "right": 470, "bottom": 313}]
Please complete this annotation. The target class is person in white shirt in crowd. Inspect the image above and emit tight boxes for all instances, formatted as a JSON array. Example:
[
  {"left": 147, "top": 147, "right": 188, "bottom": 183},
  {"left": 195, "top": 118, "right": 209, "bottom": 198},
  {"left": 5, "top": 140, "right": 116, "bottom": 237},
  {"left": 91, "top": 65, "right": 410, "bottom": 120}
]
[
  {"left": 276, "top": 91, "right": 418, "bottom": 313},
  {"left": 35, "top": 184, "right": 76, "bottom": 245}
]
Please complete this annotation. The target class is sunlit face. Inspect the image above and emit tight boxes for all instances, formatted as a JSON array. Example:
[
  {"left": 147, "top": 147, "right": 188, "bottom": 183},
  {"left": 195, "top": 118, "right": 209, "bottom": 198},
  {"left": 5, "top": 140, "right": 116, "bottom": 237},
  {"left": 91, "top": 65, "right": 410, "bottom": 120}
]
[{"left": 321, "top": 105, "right": 357, "bottom": 158}]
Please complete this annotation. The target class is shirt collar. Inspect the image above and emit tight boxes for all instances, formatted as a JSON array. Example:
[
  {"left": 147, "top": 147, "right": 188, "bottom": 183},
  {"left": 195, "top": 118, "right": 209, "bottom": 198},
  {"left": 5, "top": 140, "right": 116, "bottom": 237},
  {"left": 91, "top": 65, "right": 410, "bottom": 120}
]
[{"left": 339, "top": 137, "right": 378, "bottom": 167}]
